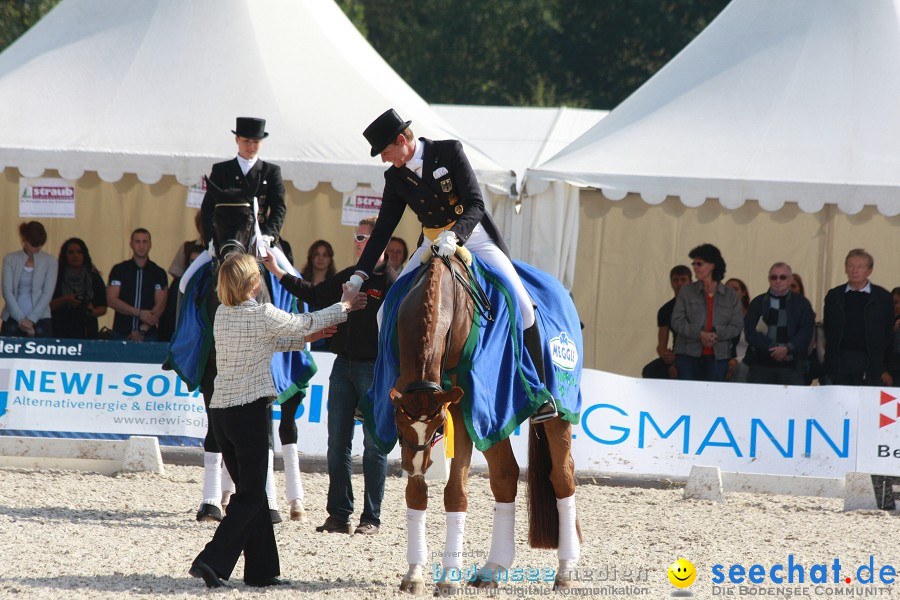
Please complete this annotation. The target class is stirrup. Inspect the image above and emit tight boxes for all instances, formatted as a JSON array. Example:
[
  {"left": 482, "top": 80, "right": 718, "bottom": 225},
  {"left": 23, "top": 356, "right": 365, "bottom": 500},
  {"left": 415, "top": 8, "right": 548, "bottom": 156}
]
[{"left": 530, "top": 400, "right": 558, "bottom": 424}]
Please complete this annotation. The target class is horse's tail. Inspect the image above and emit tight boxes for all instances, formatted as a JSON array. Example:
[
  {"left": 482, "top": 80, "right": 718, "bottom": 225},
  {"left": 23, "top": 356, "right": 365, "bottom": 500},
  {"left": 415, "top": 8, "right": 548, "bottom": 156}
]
[{"left": 527, "top": 422, "right": 559, "bottom": 548}]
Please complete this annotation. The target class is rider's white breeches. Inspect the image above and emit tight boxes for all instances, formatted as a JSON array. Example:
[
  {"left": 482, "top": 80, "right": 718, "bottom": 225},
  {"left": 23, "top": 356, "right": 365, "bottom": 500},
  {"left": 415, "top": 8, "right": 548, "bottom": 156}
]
[{"left": 379, "top": 224, "right": 535, "bottom": 329}]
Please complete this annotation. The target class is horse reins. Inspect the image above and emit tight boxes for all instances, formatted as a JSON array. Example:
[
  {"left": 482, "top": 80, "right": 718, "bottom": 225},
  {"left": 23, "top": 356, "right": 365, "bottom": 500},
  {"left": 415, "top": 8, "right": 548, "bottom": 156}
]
[
  {"left": 435, "top": 251, "right": 493, "bottom": 322},
  {"left": 396, "top": 251, "right": 493, "bottom": 452}
]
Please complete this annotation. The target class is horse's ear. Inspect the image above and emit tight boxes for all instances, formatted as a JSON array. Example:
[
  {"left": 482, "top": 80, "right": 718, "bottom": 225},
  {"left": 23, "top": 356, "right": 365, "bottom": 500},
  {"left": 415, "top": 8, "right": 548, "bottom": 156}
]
[
  {"left": 389, "top": 388, "right": 403, "bottom": 404},
  {"left": 440, "top": 386, "right": 464, "bottom": 405}
]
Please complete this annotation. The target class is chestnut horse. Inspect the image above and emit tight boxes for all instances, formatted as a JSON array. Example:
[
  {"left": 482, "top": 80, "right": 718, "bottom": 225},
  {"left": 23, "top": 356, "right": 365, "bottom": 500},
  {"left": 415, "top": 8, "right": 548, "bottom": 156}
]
[{"left": 389, "top": 254, "right": 581, "bottom": 594}]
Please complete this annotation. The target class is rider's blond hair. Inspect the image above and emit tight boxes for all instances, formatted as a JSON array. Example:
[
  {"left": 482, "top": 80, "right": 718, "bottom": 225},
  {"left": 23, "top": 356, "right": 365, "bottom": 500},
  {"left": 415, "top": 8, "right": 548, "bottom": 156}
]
[{"left": 217, "top": 254, "right": 260, "bottom": 306}]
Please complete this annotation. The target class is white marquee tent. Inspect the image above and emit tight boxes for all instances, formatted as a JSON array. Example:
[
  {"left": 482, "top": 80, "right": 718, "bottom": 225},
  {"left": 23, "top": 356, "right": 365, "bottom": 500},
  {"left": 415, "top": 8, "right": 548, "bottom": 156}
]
[
  {"left": 0, "top": 0, "right": 508, "bottom": 191},
  {"left": 0, "top": 0, "right": 515, "bottom": 284},
  {"left": 524, "top": 0, "right": 900, "bottom": 374},
  {"left": 529, "top": 0, "right": 900, "bottom": 215},
  {"left": 433, "top": 105, "right": 607, "bottom": 287}
]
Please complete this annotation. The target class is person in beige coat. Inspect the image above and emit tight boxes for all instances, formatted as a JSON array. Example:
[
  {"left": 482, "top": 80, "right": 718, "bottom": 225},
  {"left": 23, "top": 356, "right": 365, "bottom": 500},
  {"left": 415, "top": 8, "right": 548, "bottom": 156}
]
[
  {"left": 1, "top": 221, "right": 57, "bottom": 338},
  {"left": 189, "top": 254, "right": 366, "bottom": 588}
]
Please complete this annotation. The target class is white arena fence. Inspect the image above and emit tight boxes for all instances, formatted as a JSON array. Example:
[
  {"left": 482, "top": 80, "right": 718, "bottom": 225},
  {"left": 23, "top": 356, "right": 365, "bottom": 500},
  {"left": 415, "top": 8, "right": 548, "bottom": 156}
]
[{"left": 1, "top": 337, "right": 899, "bottom": 481}]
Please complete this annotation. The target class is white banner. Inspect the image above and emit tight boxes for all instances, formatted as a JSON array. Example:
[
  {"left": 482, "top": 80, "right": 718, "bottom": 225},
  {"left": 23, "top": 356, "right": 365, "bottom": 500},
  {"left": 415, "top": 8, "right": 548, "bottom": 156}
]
[
  {"left": 2, "top": 338, "right": 899, "bottom": 478},
  {"left": 341, "top": 186, "right": 382, "bottom": 226},
  {"left": 19, "top": 177, "right": 76, "bottom": 218},
  {"left": 186, "top": 179, "right": 205, "bottom": 208}
]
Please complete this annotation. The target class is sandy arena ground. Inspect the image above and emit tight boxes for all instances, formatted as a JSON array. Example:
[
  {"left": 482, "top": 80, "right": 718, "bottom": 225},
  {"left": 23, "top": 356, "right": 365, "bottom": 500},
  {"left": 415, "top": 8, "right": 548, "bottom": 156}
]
[{"left": 1, "top": 464, "right": 900, "bottom": 599}]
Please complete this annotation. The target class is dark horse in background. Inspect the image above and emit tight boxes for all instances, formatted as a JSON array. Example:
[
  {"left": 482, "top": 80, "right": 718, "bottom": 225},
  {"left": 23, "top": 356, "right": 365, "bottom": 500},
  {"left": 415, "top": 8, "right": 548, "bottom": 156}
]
[
  {"left": 388, "top": 253, "right": 582, "bottom": 594},
  {"left": 167, "top": 178, "right": 309, "bottom": 524}
]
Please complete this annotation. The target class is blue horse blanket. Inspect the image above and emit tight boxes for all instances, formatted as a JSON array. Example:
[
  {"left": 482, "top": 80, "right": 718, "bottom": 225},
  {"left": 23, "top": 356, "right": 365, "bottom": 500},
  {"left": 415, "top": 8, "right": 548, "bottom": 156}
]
[
  {"left": 362, "top": 257, "right": 582, "bottom": 453},
  {"left": 166, "top": 262, "right": 317, "bottom": 404}
]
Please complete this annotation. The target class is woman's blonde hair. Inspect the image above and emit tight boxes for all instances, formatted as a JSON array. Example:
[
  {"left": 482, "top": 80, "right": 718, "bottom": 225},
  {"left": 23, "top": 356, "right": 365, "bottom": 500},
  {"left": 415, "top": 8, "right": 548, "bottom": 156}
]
[{"left": 217, "top": 254, "right": 260, "bottom": 306}]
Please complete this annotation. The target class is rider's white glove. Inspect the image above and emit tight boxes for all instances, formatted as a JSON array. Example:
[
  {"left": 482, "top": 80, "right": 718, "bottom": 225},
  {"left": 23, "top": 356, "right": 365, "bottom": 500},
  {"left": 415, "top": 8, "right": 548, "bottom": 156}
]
[
  {"left": 434, "top": 230, "right": 458, "bottom": 258},
  {"left": 346, "top": 273, "right": 364, "bottom": 296},
  {"left": 260, "top": 234, "right": 275, "bottom": 247}
]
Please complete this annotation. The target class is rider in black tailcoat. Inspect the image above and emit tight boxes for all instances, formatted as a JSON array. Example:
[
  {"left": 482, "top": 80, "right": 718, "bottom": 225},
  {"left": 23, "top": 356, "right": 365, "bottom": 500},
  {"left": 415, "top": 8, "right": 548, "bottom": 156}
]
[{"left": 200, "top": 117, "right": 286, "bottom": 246}]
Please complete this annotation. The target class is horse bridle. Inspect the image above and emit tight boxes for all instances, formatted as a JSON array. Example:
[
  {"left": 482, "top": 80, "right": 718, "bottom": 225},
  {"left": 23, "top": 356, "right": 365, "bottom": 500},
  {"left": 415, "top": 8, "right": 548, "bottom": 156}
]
[{"left": 395, "top": 396, "right": 446, "bottom": 451}]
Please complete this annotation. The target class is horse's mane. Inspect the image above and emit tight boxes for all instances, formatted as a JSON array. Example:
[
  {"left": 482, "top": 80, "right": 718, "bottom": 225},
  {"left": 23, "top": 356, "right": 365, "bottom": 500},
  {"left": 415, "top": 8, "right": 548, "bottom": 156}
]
[{"left": 399, "top": 256, "right": 472, "bottom": 389}]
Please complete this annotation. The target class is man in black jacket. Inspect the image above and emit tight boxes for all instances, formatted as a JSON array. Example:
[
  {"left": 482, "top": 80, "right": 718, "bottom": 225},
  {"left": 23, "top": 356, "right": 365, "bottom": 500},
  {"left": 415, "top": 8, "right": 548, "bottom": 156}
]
[
  {"left": 345, "top": 108, "right": 556, "bottom": 422},
  {"left": 262, "top": 217, "right": 390, "bottom": 536},
  {"left": 744, "top": 262, "right": 815, "bottom": 385},
  {"left": 823, "top": 249, "right": 894, "bottom": 386}
]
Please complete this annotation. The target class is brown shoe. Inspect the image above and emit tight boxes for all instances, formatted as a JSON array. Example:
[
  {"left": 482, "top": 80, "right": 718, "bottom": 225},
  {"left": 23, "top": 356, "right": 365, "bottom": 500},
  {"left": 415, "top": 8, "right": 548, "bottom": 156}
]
[
  {"left": 315, "top": 516, "right": 352, "bottom": 534},
  {"left": 354, "top": 522, "right": 379, "bottom": 535}
]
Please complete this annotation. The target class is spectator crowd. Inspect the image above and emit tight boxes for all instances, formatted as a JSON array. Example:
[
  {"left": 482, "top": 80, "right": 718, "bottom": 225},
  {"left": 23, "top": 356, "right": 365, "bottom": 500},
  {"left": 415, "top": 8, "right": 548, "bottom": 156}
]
[
  {"left": 1, "top": 219, "right": 411, "bottom": 348},
  {"left": 642, "top": 244, "right": 899, "bottom": 386}
]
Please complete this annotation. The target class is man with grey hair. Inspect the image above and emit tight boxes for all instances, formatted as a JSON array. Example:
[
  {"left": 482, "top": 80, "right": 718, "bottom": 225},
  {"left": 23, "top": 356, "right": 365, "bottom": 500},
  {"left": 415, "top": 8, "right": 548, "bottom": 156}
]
[
  {"left": 822, "top": 249, "right": 894, "bottom": 386},
  {"left": 744, "top": 262, "right": 815, "bottom": 385}
]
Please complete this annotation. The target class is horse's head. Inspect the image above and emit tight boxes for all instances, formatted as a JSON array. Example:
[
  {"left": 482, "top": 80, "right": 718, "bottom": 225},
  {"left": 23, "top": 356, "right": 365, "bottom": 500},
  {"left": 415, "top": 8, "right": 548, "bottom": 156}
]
[
  {"left": 204, "top": 176, "right": 257, "bottom": 262},
  {"left": 390, "top": 384, "right": 463, "bottom": 477}
]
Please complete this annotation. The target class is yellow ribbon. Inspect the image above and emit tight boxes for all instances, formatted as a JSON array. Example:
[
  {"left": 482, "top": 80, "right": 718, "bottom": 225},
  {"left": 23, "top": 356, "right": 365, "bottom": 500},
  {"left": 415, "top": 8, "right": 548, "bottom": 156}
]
[{"left": 444, "top": 405, "right": 454, "bottom": 459}]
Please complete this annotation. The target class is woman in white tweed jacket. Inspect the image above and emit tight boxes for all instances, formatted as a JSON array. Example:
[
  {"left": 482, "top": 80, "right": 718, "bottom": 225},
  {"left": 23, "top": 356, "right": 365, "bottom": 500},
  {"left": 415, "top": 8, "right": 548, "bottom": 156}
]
[{"left": 190, "top": 254, "right": 366, "bottom": 589}]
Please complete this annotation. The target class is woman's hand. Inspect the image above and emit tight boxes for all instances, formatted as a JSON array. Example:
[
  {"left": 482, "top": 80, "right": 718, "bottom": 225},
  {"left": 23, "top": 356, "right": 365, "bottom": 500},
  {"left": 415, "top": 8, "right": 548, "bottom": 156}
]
[
  {"left": 260, "top": 253, "right": 285, "bottom": 279},
  {"left": 699, "top": 330, "right": 717, "bottom": 348},
  {"left": 19, "top": 319, "right": 35, "bottom": 336},
  {"left": 306, "top": 325, "right": 338, "bottom": 343},
  {"left": 341, "top": 283, "right": 368, "bottom": 311}
]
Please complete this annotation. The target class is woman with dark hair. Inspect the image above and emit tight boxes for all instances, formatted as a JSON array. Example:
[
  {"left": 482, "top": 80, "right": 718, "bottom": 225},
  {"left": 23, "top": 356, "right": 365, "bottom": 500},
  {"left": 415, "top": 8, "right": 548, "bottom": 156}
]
[
  {"left": 670, "top": 243, "right": 743, "bottom": 382},
  {"left": 2, "top": 221, "right": 57, "bottom": 338},
  {"left": 385, "top": 236, "right": 409, "bottom": 272},
  {"left": 49, "top": 238, "right": 108, "bottom": 339},
  {"left": 301, "top": 240, "right": 335, "bottom": 285}
]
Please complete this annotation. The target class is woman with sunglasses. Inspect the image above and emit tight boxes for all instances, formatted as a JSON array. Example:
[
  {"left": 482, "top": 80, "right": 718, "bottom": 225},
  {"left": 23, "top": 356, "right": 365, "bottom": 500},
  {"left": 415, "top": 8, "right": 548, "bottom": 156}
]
[
  {"left": 742, "top": 262, "right": 815, "bottom": 385},
  {"left": 670, "top": 244, "right": 743, "bottom": 382}
]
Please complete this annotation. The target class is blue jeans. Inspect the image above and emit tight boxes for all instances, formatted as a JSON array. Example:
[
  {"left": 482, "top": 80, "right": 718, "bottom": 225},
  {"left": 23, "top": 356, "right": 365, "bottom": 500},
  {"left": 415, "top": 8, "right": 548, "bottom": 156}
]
[
  {"left": 326, "top": 357, "right": 386, "bottom": 526},
  {"left": 675, "top": 354, "right": 729, "bottom": 382}
]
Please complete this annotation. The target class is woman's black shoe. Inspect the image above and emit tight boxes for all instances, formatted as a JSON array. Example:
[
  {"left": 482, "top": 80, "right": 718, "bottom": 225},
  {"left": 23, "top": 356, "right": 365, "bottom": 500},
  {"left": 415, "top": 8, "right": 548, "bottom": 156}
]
[{"left": 189, "top": 559, "right": 225, "bottom": 588}]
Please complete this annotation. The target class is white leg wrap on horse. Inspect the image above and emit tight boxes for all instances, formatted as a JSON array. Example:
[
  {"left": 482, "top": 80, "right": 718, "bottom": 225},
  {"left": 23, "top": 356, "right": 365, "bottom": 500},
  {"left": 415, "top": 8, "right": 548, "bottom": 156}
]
[
  {"left": 220, "top": 460, "right": 235, "bottom": 496},
  {"left": 486, "top": 502, "right": 516, "bottom": 570},
  {"left": 407, "top": 508, "right": 428, "bottom": 566},
  {"left": 265, "top": 449, "right": 277, "bottom": 510},
  {"left": 557, "top": 495, "right": 580, "bottom": 563},
  {"left": 201, "top": 452, "right": 222, "bottom": 507},
  {"left": 281, "top": 443, "right": 303, "bottom": 502},
  {"left": 442, "top": 512, "right": 467, "bottom": 570}
]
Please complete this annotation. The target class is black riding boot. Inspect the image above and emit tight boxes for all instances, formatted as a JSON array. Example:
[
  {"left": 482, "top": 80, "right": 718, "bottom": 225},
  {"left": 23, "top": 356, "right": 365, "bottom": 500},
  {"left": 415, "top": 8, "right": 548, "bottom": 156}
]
[{"left": 523, "top": 320, "right": 558, "bottom": 423}]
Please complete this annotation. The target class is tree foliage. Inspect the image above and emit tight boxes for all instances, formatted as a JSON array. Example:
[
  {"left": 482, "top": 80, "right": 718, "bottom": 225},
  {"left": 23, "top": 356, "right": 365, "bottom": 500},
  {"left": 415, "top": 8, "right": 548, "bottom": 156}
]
[
  {"left": 352, "top": 0, "right": 729, "bottom": 109},
  {"left": 0, "top": 0, "right": 60, "bottom": 51}
]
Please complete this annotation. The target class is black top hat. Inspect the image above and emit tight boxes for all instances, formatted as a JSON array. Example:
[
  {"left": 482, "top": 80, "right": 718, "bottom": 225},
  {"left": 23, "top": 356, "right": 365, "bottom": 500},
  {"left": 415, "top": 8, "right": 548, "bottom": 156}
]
[
  {"left": 232, "top": 117, "right": 269, "bottom": 139},
  {"left": 363, "top": 108, "right": 411, "bottom": 157}
]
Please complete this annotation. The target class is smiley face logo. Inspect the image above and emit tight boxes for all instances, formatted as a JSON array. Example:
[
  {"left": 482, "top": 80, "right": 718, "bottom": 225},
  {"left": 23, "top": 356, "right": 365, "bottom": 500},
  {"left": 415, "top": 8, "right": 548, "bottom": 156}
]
[{"left": 667, "top": 558, "right": 696, "bottom": 588}]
